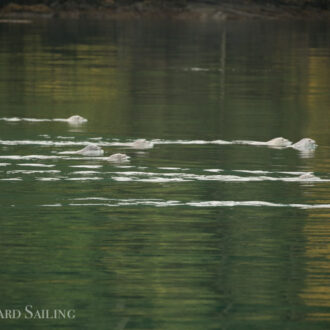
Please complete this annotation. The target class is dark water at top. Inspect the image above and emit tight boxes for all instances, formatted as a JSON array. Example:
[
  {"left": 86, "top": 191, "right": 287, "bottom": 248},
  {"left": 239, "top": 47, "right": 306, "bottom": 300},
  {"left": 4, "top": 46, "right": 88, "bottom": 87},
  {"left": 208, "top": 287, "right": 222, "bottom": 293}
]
[{"left": 0, "top": 18, "right": 330, "bottom": 329}]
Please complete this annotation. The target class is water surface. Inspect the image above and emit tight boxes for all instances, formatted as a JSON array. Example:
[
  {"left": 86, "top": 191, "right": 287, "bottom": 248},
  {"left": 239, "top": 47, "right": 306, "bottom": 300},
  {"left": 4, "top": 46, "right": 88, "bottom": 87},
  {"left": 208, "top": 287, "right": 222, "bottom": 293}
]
[{"left": 0, "top": 18, "right": 330, "bottom": 329}]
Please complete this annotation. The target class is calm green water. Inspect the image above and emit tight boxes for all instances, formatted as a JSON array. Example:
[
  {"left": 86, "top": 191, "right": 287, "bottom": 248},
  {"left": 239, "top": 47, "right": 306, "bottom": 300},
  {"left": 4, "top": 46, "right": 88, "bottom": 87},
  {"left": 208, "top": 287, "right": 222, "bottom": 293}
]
[{"left": 0, "top": 18, "right": 330, "bottom": 329}]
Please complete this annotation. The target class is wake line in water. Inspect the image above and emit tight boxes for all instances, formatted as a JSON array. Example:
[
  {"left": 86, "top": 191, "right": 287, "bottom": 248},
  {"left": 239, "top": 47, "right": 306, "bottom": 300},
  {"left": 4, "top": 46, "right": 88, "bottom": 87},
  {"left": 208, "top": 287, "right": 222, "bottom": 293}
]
[
  {"left": 0, "top": 138, "right": 229, "bottom": 146},
  {"left": 2, "top": 175, "right": 326, "bottom": 183},
  {"left": 0, "top": 155, "right": 109, "bottom": 160},
  {"left": 7, "top": 170, "right": 60, "bottom": 174},
  {"left": 0, "top": 138, "right": 317, "bottom": 158},
  {"left": 0, "top": 117, "right": 52, "bottom": 122},
  {"left": 0, "top": 117, "right": 84, "bottom": 123},
  {"left": 151, "top": 139, "right": 231, "bottom": 145},
  {"left": 0, "top": 139, "right": 147, "bottom": 148},
  {"left": 1, "top": 164, "right": 328, "bottom": 182},
  {"left": 0, "top": 138, "right": 229, "bottom": 147},
  {"left": 41, "top": 197, "right": 330, "bottom": 209},
  {"left": 110, "top": 172, "right": 329, "bottom": 183}
]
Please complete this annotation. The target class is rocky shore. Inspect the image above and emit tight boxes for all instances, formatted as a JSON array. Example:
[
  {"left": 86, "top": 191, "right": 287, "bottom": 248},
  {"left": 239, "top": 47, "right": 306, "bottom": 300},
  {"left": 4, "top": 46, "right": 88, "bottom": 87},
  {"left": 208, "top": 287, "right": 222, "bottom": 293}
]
[{"left": 0, "top": 1, "right": 329, "bottom": 20}]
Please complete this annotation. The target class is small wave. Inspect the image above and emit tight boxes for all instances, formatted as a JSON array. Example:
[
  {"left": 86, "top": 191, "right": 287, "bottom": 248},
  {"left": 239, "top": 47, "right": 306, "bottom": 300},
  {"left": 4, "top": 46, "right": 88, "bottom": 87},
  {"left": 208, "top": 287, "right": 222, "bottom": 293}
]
[
  {"left": 108, "top": 171, "right": 329, "bottom": 183},
  {"left": 204, "top": 169, "right": 223, "bottom": 173},
  {"left": 186, "top": 67, "right": 211, "bottom": 72},
  {"left": 112, "top": 177, "right": 133, "bottom": 182},
  {"left": 73, "top": 197, "right": 111, "bottom": 201},
  {"left": 0, "top": 117, "right": 22, "bottom": 122},
  {"left": 0, "top": 117, "right": 85, "bottom": 124},
  {"left": 186, "top": 201, "right": 330, "bottom": 209},
  {"left": 70, "top": 165, "right": 103, "bottom": 169},
  {"left": 66, "top": 177, "right": 103, "bottom": 181},
  {"left": 0, "top": 163, "right": 10, "bottom": 167},
  {"left": 69, "top": 203, "right": 119, "bottom": 207},
  {"left": 7, "top": 170, "right": 60, "bottom": 174},
  {"left": 0, "top": 117, "right": 52, "bottom": 122},
  {"left": 0, "top": 155, "right": 60, "bottom": 160},
  {"left": 0, "top": 140, "right": 89, "bottom": 147},
  {"left": 116, "top": 165, "right": 134, "bottom": 168},
  {"left": 18, "top": 163, "right": 55, "bottom": 168},
  {"left": 36, "top": 177, "right": 61, "bottom": 181},
  {"left": 233, "top": 140, "right": 268, "bottom": 146},
  {"left": 71, "top": 171, "right": 100, "bottom": 175},
  {"left": 0, "top": 177, "right": 22, "bottom": 181},
  {"left": 0, "top": 155, "right": 108, "bottom": 161},
  {"left": 57, "top": 136, "right": 75, "bottom": 140},
  {"left": 64, "top": 156, "right": 109, "bottom": 161},
  {"left": 234, "top": 169, "right": 270, "bottom": 174},
  {"left": 89, "top": 137, "right": 103, "bottom": 141},
  {"left": 112, "top": 176, "right": 190, "bottom": 182},
  {"left": 152, "top": 139, "right": 230, "bottom": 145}
]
